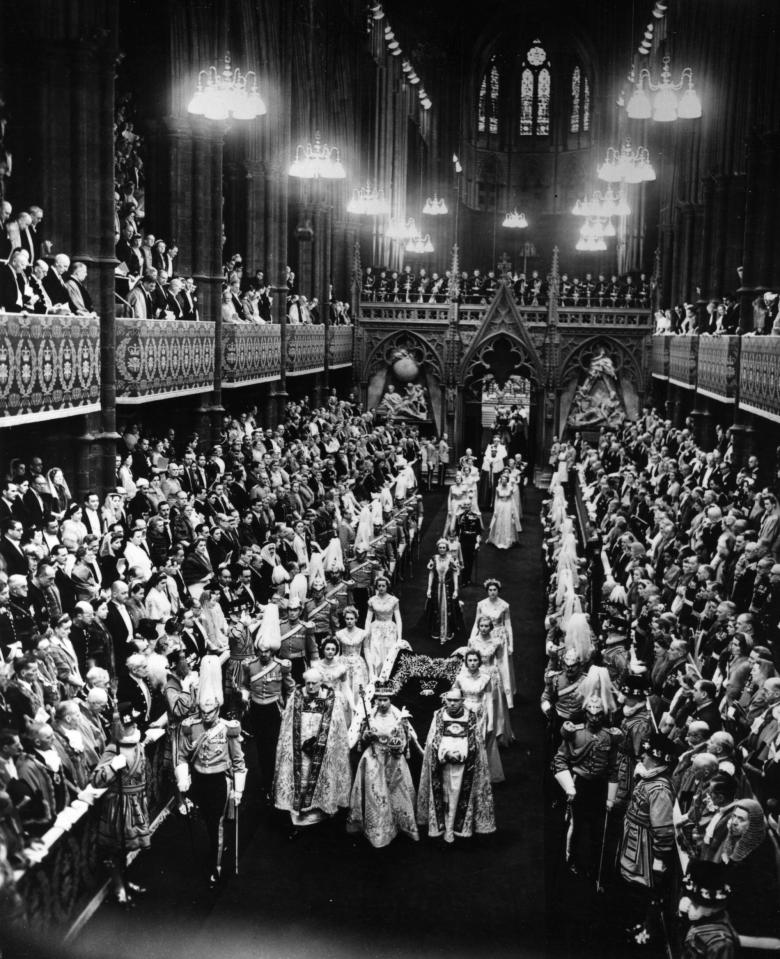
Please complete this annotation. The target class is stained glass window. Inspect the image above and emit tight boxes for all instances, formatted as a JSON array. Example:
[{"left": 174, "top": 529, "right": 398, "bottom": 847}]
[
  {"left": 519, "top": 41, "right": 550, "bottom": 137},
  {"left": 583, "top": 75, "right": 591, "bottom": 131},
  {"left": 537, "top": 68, "right": 550, "bottom": 135},
  {"left": 520, "top": 68, "right": 534, "bottom": 136},
  {"left": 489, "top": 63, "right": 499, "bottom": 135},
  {"left": 570, "top": 66, "right": 581, "bottom": 133},
  {"left": 478, "top": 56, "right": 500, "bottom": 138}
]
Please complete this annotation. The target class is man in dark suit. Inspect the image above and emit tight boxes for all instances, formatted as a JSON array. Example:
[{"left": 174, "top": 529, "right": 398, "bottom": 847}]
[
  {"left": 179, "top": 277, "right": 199, "bottom": 321},
  {"left": 23, "top": 475, "right": 53, "bottom": 530},
  {"left": 43, "top": 254, "right": 75, "bottom": 311},
  {"left": 106, "top": 581, "right": 136, "bottom": 677},
  {"left": 29, "top": 260, "right": 54, "bottom": 314},
  {"left": 0, "top": 250, "right": 27, "bottom": 312},
  {"left": 165, "top": 276, "right": 185, "bottom": 318},
  {"left": 0, "top": 521, "right": 28, "bottom": 576}
]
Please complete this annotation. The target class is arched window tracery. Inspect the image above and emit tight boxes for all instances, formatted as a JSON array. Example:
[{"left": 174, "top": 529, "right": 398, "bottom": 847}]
[{"left": 518, "top": 41, "right": 551, "bottom": 138}]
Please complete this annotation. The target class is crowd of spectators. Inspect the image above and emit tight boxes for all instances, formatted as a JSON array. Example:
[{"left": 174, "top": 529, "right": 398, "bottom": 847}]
[
  {"left": 0, "top": 202, "right": 97, "bottom": 316},
  {"left": 362, "top": 265, "right": 653, "bottom": 309},
  {"left": 0, "top": 390, "right": 424, "bottom": 896},
  {"left": 654, "top": 283, "right": 780, "bottom": 336},
  {"left": 222, "top": 255, "right": 352, "bottom": 326},
  {"left": 542, "top": 409, "right": 780, "bottom": 948}
]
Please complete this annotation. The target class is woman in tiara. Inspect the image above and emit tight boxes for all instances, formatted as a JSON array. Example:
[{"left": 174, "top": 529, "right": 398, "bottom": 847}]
[
  {"left": 486, "top": 472, "right": 522, "bottom": 549},
  {"left": 363, "top": 574, "right": 403, "bottom": 678},
  {"left": 470, "top": 578, "right": 516, "bottom": 708}
]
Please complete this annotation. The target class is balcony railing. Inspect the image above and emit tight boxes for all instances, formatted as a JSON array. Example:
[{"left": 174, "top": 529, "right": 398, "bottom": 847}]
[
  {"left": 115, "top": 319, "right": 216, "bottom": 403},
  {"left": 330, "top": 326, "right": 354, "bottom": 368},
  {"left": 668, "top": 335, "right": 699, "bottom": 388},
  {"left": 651, "top": 336, "right": 670, "bottom": 379},
  {"left": 696, "top": 335, "right": 740, "bottom": 402},
  {"left": 222, "top": 323, "right": 283, "bottom": 388},
  {"left": 557, "top": 306, "right": 653, "bottom": 328},
  {"left": 739, "top": 335, "right": 780, "bottom": 421},
  {"left": 0, "top": 312, "right": 101, "bottom": 426},
  {"left": 358, "top": 302, "right": 451, "bottom": 323}
]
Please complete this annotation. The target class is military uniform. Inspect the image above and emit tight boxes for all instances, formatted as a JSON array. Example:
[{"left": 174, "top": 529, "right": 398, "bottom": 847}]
[
  {"left": 305, "top": 593, "right": 339, "bottom": 646},
  {"left": 615, "top": 705, "right": 652, "bottom": 806},
  {"left": 455, "top": 510, "right": 483, "bottom": 586},
  {"left": 178, "top": 714, "right": 246, "bottom": 876},
  {"left": 279, "top": 618, "right": 318, "bottom": 685},
  {"left": 242, "top": 656, "right": 294, "bottom": 795},
  {"left": 553, "top": 720, "right": 619, "bottom": 874},
  {"left": 541, "top": 667, "right": 585, "bottom": 724}
]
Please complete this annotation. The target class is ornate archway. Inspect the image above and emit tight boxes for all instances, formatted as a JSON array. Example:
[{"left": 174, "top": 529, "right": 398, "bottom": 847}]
[{"left": 456, "top": 279, "right": 546, "bottom": 470}]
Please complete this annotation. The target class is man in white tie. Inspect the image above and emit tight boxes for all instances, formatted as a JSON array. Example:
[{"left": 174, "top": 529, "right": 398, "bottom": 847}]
[
  {"left": 30, "top": 260, "right": 55, "bottom": 314},
  {"left": 82, "top": 493, "right": 104, "bottom": 538}
]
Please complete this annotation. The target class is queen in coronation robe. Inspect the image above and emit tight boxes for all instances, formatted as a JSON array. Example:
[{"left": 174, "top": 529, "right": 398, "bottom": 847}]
[
  {"left": 347, "top": 681, "right": 419, "bottom": 848},
  {"left": 417, "top": 689, "right": 496, "bottom": 843},
  {"left": 273, "top": 669, "right": 352, "bottom": 828}
]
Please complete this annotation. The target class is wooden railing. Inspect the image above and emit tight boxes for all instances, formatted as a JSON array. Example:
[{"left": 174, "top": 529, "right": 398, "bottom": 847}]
[
  {"left": 0, "top": 312, "right": 101, "bottom": 426},
  {"left": 16, "top": 733, "right": 171, "bottom": 935}
]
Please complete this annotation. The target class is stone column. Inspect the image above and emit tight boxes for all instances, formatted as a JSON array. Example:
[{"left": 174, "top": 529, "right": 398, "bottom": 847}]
[{"left": 4, "top": 8, "right": 120, "bottom": 497}]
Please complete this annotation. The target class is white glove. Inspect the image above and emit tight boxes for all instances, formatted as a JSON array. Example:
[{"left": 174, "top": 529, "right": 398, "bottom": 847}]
[
  {"left": 175, "top": 762, "right": 191, "bottom": 794},
  {"left": 110, "top": 754, "right": 127, "bottom": 772},
  {"left": 241, "top": 689, "right": 250, "bottom": 703},
  {"left": 231, "top": 791, "right": 243, "bottom": 805},
  {"left": 541, "top": 701, "right": 551, "bottom": 715},
  {"left": 554, "top": 769, "right": 576, "bottom": 798}
]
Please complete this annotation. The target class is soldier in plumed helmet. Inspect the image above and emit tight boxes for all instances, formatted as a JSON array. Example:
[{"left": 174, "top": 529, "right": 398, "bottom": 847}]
[
  {"left": 176, "top": 660, "right": 246, "bottom": 885},
  {"left": 240, "top": 604, "right": 294, "bottom": 800}
]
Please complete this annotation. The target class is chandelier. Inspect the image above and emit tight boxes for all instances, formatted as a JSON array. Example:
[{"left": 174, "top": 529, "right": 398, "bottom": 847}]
[
  {"left": 187, "top": 53, "right": 266, "bottom": 121},
  {"left": 385, "top": 217, "right": 417, "bottom": 241},
  {"left": 347, "top": 182, "right": 390, "bottom": 215},
  {"left": 405, "top": 230, "right": 434, "bottom": 254},
  {"left": 576, "top": 236, "right": 607, "bottom": 252},
  {"left": 597, "top": 140, "right": 655, "bottom": 184},
  {"left": 579, "top": 218, "right": 615, "bottom": 241},
  {"left": 422, "top": 194, "right": 448, "bottom": 215},
  {"left": 289, "top": 131, "right": 346, "bottom": 179},
  {"left": 625, "top": 56, "right": 701, "bottom": 121},
  {"left": 572, "top": 187, "right": 631, "bottom": 218},
  {"left": 502, "top": 209, "right": 529, "bottom": 229}
]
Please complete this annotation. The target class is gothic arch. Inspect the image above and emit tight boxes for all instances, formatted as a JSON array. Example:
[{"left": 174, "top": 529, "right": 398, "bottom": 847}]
[
  {"left": 458, "top": 280, "right": 546, "bottom": 390},
  {"left": 558, "top": 334, "right": 643, "bottom": 389},
  {"left": 364, "top": 329, "right": 445, "bottom": 385}
]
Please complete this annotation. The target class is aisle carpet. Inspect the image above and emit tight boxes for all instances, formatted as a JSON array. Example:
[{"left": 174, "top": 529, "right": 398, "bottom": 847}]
[{"left": 71, "top": 488, "right": 553, "bottom": 959}]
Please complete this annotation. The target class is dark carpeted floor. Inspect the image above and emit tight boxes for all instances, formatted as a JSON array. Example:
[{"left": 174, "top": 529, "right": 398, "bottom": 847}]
[{"left": 65, "top": 487, "right": 654, "bottom": 959}]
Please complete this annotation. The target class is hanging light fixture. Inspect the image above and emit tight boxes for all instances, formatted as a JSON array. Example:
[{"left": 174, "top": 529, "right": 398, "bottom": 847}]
[
  {"left": 597, "top": 139, "right": 655, "bottom": 183},
  {"left": 502, "top": 209, "right": 529, "bottom": 229},
  {"left": 347, "top": 181, "right": 390, "bottom": 215},
  {"left": 188, "top": 53, "right": 267, "bottom": 120},
  {"left": 289, "top": 131, "right": 346, "bottom": 179},
  {"left": 405, "top": 228, "right": 434, "bottom": 254},
  {"left": 625, "top": 55, "right": 701, "bottom": 121},
  {"left": 572, "top": 187, "right": 630, "bottom": 218},
  {"left": 423, "top": 193, "right": 448, "bottom": 215},
  {"left": 369, "top": 3, "right": 385, "bottom": 20},
  {"left": 576, "top": 236, "right": 607, "bottom": 252},
  {"left": 386, "top": 217, "right": 416, "bottom": 241}
]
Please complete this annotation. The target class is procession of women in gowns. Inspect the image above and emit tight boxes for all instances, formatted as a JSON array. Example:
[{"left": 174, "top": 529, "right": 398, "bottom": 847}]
[{"left": 280, "top": 434, "right": 522, "bottom": 848}]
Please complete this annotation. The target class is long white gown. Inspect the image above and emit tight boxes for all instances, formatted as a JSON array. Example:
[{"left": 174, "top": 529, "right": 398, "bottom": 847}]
[
  {"left": 470, "top": 597, "right": 516, "bottom": 706},
  {"left": 487, "top": 483, "right": 522, "bottom": 548}
]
